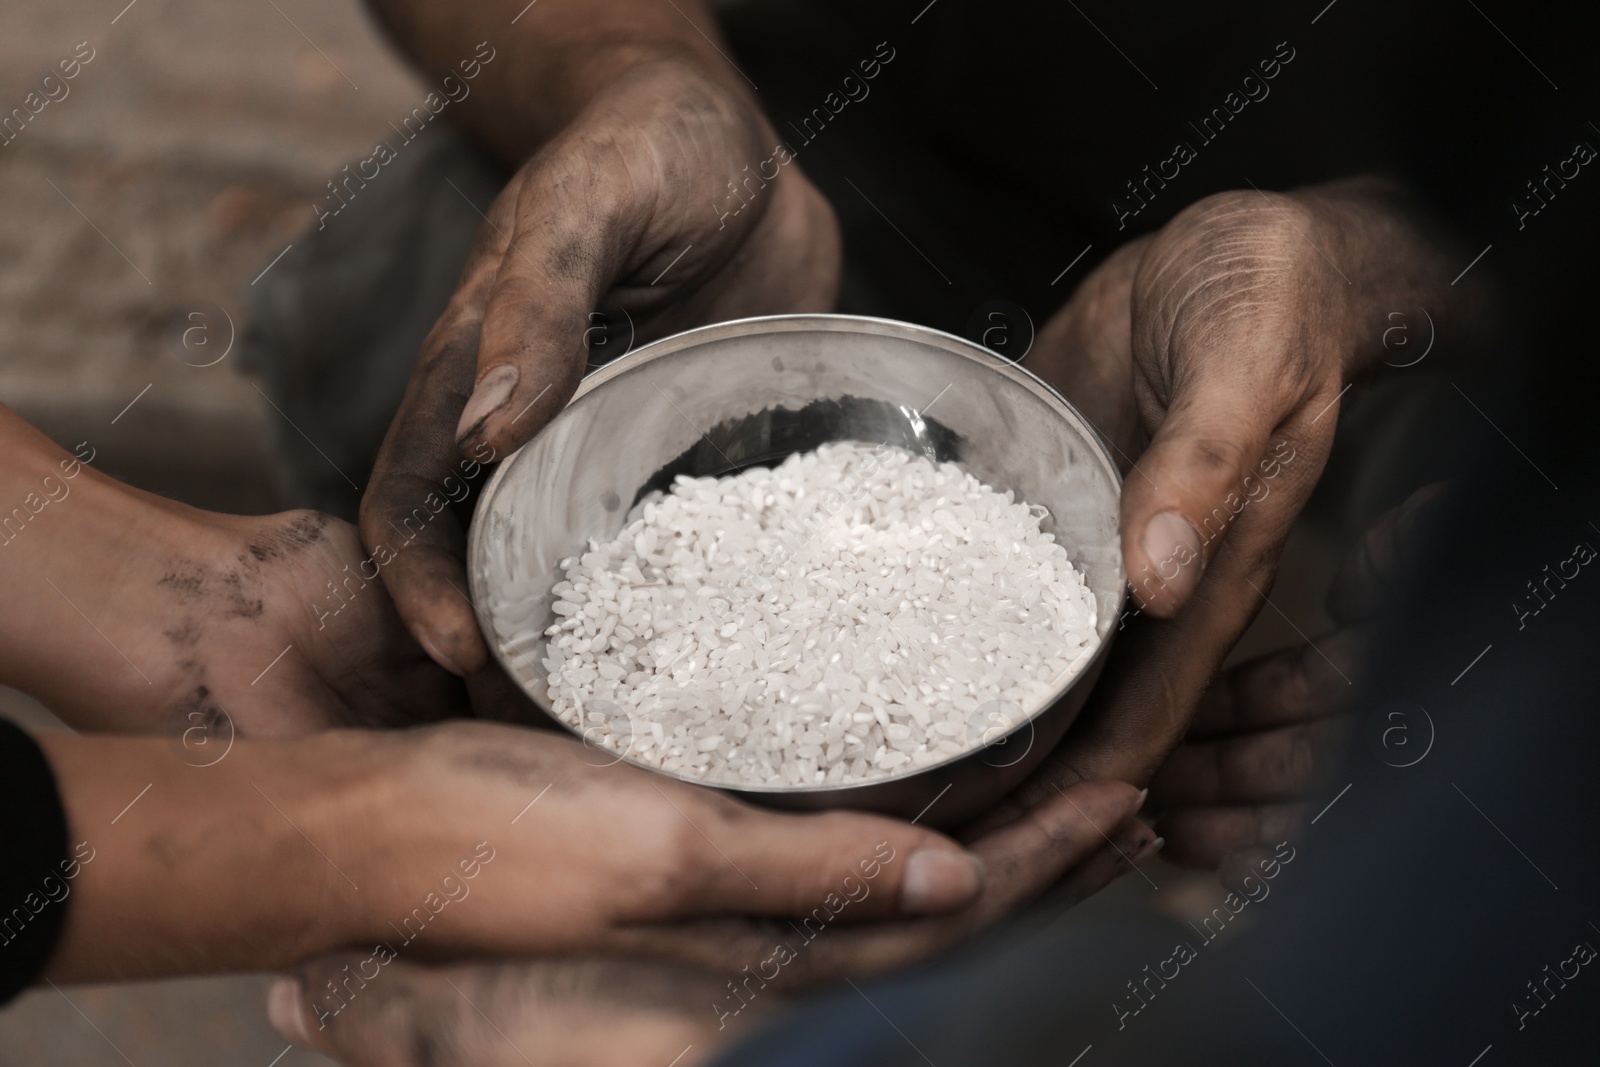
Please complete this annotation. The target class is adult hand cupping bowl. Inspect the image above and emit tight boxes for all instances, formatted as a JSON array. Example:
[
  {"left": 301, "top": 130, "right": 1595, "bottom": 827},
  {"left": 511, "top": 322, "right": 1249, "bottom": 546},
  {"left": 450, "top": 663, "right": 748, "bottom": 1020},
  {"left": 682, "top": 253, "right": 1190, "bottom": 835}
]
[
  {"left": 359, "top": 0, "right": 840, "bottom": 680},
  {"left": 1006, "top": 178, "right": 1470, "bottom": 808}
]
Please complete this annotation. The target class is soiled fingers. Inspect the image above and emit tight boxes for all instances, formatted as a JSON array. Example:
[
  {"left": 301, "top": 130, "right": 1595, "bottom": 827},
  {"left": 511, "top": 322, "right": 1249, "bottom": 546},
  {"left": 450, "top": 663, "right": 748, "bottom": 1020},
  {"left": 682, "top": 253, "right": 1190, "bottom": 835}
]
[
  {"left": 606, "top": 780, "right": 1149, "bottom": 986},
  {"left": 257, "top": 782, "right": 1153, "bottom": 1066},
  {"left": 359, "top": 182, "right": 514, "bottom": 678},
  {"left": 1149, "top": 643, "right": 1354, "bottom": 869},
  {"left": 1038, "top": 814, "right": 1162, "bottom": 909}
]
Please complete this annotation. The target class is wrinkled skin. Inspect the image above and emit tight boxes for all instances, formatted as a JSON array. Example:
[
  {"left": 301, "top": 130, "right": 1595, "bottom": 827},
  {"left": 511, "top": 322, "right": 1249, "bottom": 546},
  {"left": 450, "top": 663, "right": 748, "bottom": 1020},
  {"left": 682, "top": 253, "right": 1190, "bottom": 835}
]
[
  {"left": 360, "top": 59, "right": 841, "bottom": 679},
  {"left": 987, "top": 180, "right": 1458, "bottom": 818}
]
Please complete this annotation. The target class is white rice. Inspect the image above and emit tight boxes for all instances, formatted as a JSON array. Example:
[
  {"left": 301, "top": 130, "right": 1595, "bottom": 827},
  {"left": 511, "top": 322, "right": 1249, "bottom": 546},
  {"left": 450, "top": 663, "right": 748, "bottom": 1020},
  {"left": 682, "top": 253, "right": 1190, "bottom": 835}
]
[{"left": 533, "top": 442, "right": 1099, "bottom": 787}]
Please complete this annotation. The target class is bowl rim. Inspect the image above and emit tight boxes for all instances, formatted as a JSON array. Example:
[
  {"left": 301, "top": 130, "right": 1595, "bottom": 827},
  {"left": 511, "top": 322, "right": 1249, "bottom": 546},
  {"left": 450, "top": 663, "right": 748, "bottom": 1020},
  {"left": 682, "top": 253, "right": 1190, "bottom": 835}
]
[{"left": 467, "top": 312, "right": 1127, "bottom": 795}]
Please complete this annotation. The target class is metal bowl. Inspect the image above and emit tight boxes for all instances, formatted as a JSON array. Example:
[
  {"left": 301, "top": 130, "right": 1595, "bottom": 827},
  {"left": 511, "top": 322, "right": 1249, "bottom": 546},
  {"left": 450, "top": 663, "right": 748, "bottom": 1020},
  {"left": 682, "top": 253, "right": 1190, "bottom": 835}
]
[{"left": 468, "top": 314, "right": 1124, "bottom": 828}]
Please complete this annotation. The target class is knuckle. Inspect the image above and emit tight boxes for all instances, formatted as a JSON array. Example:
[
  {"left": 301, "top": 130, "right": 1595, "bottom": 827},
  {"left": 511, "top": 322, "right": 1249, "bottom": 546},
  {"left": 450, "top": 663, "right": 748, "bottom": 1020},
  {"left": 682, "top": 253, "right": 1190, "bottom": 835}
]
[
  {"left": 626, "top": 807, "right": 716, "bottom": 911},
  {"left": 421, "top": 307, "right": 484, "bottom": 364},
  {"left": 1189, "top": 435, "right": 1251, "bottom": 475},
  {"left": 1182, "top": 189, "right": 1317, "bottom": 250},
  {"left": 1136, "top": 189, "right": 1321, "bottom": 365}
]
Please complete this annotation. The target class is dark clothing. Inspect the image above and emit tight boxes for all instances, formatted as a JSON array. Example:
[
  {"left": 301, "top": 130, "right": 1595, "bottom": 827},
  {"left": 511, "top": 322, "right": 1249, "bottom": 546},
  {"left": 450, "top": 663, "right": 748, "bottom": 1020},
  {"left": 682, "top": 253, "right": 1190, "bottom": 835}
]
[{"left": 0, "top": 719, "right": 70, "bottom": 1003}]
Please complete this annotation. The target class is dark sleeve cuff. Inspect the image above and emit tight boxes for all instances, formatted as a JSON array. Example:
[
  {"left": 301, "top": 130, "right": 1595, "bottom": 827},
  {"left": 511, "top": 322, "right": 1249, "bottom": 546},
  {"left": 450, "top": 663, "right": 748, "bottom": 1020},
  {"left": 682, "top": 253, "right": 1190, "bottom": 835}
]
[{"left": 0, "top": 717, "right": 73, "bottom": 1003}]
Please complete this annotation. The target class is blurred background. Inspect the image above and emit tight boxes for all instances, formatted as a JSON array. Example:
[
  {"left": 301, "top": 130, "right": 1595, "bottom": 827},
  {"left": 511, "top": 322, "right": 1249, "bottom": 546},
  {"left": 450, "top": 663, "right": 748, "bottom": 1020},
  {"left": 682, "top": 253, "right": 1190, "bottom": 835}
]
[
  {"left": 0, "top": 1, "right": 1343, "bottom": 1063},
  {"left": 0, "top": 1, "right": 422, "bottom": 1062}
]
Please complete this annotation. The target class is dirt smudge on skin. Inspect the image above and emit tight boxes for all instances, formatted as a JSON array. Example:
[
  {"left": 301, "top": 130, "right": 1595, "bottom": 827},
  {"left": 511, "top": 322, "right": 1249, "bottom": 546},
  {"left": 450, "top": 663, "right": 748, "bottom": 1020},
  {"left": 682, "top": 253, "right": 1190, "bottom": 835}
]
[
  {"left": 221, "top": 570, "right": 264, "bottom": 619},
  {"left": 163, "top": 617, "right": 202, "bottom": 648},
  {"left": 166, "top": 680, "right": 238, "bottom": 751},
  {"left": 254, "top": 513, "right": 327, "bottom": 555},
  {"left": 156, "top": 560, "right": 264, "bottom": 638},
  {"left": 551, "top": 234, "right": 593, "bottom": 278},
  {"left": 157, "top": 563, "right": 208, "bottom": 603},
  {"left": 459, "top": 738, "right": 551, "bottom": 790},
  {"left": 246, "top": 512, "right": 328, "bottom": 563},
  {"left": 156, "top": 513, "right": 335, "bottom": 724},
  {"left": 146, "top": 831, "right": 187, "bottom": 875},
  {"left": 172, "top": 684, "right": 224, "bottom": 723}
]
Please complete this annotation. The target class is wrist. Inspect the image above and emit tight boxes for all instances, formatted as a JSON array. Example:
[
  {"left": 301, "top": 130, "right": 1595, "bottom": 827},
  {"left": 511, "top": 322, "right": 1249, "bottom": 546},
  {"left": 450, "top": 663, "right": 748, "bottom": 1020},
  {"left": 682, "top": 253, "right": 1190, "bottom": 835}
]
[
  {"left": 38, "top": 731, "right": 375, "bottom": 980},
  {"left": 315, "top": 727, "right": 491, "bottom": 956},
  {"left": 454, "top": 35, "right": 762, "bottom": 165},
  {"left": 0, "top": 400, "right": 406, "bottom": 737},
  {"left": 0, "top": 414, "right": 227, "bottom": 722},
  {"left": 261, "top": 730, "right": 397, "bottom": 954}
]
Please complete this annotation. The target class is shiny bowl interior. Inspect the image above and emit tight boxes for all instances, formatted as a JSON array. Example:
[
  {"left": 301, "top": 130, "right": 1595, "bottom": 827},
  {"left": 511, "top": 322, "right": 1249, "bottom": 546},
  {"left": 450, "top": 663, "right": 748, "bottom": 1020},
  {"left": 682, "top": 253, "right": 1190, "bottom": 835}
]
[{"left": 468, "top": 314, "right": 1124, "bottom": 828}]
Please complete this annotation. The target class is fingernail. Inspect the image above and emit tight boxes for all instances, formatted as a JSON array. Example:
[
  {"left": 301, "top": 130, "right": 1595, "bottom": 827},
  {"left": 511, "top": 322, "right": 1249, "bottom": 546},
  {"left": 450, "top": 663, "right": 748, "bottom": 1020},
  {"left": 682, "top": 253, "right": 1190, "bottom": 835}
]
[
  {"left": 1130, "top": 836, "right": 1165, "bottom": 866},
  {"left": 900, "top": 849, "right": 986, "bottom": 914},
  {"left": 1136, "top": 787, "right": 1150, "bottom": 808},
  {"left": 455, "top": 364, "right": 519, "bottom": 443},
  {"left": 416, "top": 627, "right": 464, "bottom": 677},
  {"left": 1140, "top": 510, "right": 1204, "bottom": 608},
  {"left": 267, "top": 977, "right": 315, "bottom": 1048}
]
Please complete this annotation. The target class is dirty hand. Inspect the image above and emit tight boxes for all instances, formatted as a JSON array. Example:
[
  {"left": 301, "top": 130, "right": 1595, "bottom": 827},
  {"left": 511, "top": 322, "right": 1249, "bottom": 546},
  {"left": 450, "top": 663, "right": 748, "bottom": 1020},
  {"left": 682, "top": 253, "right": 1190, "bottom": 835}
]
[
  {"left": 361, "top": 54, "right": 839, "bottom": 680},
  {"left": 1010, "top": 178, "right": 1462, "bottom": 802},
  {"left": 0, "top": 406, "right": 459, "bottom": 739},
  {"left": 268, "top": 775, "right": 1153, "bottom": 1065},
  {"left": 41, "top": 714, "right": 992, "bottom": 984}
]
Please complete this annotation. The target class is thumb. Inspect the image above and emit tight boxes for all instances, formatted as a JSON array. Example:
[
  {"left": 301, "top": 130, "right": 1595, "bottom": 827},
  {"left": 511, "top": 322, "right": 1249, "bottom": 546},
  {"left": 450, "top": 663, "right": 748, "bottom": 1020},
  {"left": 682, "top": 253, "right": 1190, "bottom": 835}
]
[
  {"left": 452, "top": 154, "right": 645, "bottom": 461},
  {"left": 1121, "top": 379, "right": 1283, "bottom": 616},
  {"left": 697, "top": 803, "right": 989, "bottom": 921},
  {"left": 359, "top": 181, "right": 509, "bottom": 678}
]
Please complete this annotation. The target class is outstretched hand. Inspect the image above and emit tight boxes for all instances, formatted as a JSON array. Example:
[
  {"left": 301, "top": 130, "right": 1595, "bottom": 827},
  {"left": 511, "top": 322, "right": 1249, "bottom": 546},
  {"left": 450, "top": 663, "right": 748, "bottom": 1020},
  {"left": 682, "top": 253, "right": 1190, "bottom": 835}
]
[{"left": 268, "top": 776, "right": 1157, "bottom": 1065}]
